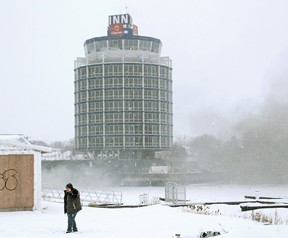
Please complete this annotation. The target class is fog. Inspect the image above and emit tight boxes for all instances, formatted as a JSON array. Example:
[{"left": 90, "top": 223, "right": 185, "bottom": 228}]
[
  {"left": 186, "top": 64, "right": 288, "bottom": 183},
  {"left": 42, "top": 161, "right": 121, "bottom": 188}
]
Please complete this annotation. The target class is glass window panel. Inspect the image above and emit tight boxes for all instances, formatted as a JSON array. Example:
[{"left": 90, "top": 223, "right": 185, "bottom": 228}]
[
  {"left": 135, "top": 136, "right": 143, "bottom": 146},
  {"left": 152, "top": 42, "right": 159, "bottom": 53},
  {"left": 79, "top": 68, "right": 86, "bottom": 79},
  {"left": 109, "top": 39, "right": 122, "bottom": 50},
  {"left": 80, "top": 103, "right": 87, "bottom": 113}
]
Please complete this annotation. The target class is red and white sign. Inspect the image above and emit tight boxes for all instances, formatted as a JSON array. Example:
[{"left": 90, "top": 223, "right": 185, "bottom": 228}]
[
  {"left": 133, "top": 25, "right": 138, "bottom": 35},
  {"left": 109, "top": 24, "right": 124, "bottom": 35}
]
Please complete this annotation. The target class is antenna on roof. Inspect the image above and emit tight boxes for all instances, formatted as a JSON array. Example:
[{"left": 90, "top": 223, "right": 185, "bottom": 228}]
[{"left": 125, "top": 6, "right": 128, "bottom": 13}]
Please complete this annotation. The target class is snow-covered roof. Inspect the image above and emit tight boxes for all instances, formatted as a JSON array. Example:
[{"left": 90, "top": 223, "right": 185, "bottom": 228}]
[{"left": 0, "top": 134, "right": 51, "bottom": 154}]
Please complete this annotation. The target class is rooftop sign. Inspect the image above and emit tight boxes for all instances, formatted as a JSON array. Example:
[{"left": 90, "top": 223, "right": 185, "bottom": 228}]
[
  {"left": 107, "top": 14, "right": 138, "bottom": 37},
  {"left": 108, "top": 14, "right": 132, "bottom": 26}
]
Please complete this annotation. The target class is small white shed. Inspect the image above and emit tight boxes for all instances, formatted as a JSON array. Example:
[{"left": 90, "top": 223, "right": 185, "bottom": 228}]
[{"left": 0, "top": 134, "right": 51, "bottom": 211}]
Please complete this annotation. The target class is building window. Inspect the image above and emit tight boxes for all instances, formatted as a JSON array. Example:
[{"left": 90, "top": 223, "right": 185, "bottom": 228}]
[
  {"left": 134, "top": 65, "right": 142, "bottom": 76},
  {"left": 105, "top": 101, "right": 113, "bottom": 111},
  {"left": 114, "top": 125, "right": 123, "bottom": 134},
  {"left": 160, "top": 66, "right": 168, "bottom": 78},
  {"left": 160, "top": 102, "right": 168, "bottom": 112},
  {"left": 139, "top": 40, "right": 151, "bottom": 51},
  {"left": 145, "top": 136, "right": 153, "bottom": 146},
  {"left": 89, "top": 65, "right": 103, "bottom": 77},
  {"left": 125, "top": 124, "right": 142, "bottom": 135},
  {"left": 114, "top": 77, "right": 123, "bottom": 87},
  {"left": 105, "top": 77, "right": 123, "bottom": 88},
  {"left": 105, "top": 89, "right": 123, "bottom": 99},
  {"left": 89, "top": 90, "right": 103, "bottom": 100},
  {"left": 79, "top": 115, "right": 87, "bottom": 125},
  {"left": 114, "top": 112, "right": 123, "bottom": 122},
  {"left": 105, "top": 136, "right": 123, "bottom": 147},
  {"left": 161, "top": 137, "right": 169, "bottom": 147},
  {"left": 124, "top": 39, "right": 138, "bottom": 50},
  {"left": 152, "top": 42, "right": 160, "bottom": 53},
  {"left": 124, "top": 65, "right": 133, "bottom": 76},
  {"left": 168, "top": 81, "right": 172, "bottom": 91},
  {"left": 145, "top": 136, "right": 159, "bottom": 146},
  {"left": 161, "top": 113, "right": 168, "bottom": 124},
  {"left": 105, "top": 101, "right": 122, "bottom": 112},
  {"left": 124, "top": 77, "right": 142, "bottom": 87},
  {"left": 125, "top": 136, "right": 135, "bottom": 146},
  {"left": 95, "top": 41, "right": 107, "bottom": 52},
  {"left": 168, "top": 92, "right": 172, "bottom": 102},
  {"left": 104, "top": 64, "right": 122, "bottom": 76},
  {"left": 168, "top": 69, "right": 172, "bottom": 80},
  {"left": 105, "top": 78, "right": 113, "bottom": 88},
  {"left": 124, "top": 89, "right": 142, "bottom": 99},
  {"left": 144, "top": 125, "right": 158, "bottom": 135},
  {"left": 144, "top": 78, "right": 158, "bottom": 89},
  {"left": 89, "top": 125, "right": 103, "bottom": 135},
  {"left": 109, "top": 39, "right": 122, "bottom": 50},
  {"left": 79, "top": 92, "right": 87, "bottom": 102},
  {"left": 89, "top": 137, "right": 103, "bottom": 147},
  {"left": 144, "top": 65, "right": 158, "bottom": 77},
  {"left": 114, "top": 136, "right": 123, "bottom": 146},
  {"left": 135, "top": 136, "right": 143, "bottom": 146},
  {"left": 79, "top": 68, "right": 87, "bottom": 79},
  {"left": 79, "top": 80, "right": 87, "bottom": 90},
  {"left": 75, "top": 82, "right": 79, "bottom": 93},
  {"left": 125, "top": 101, "right": 142, "bottom": 111},
  {"left": 105, "top": 125, "right": 113, "bottom": 135},
  {"left": 79, "top": 103, "right": 87, "bottom": 113},
  {"left": 144, "top": 89, "right": 158, "bottom": 100},
  {"left": 160, "top": 91, "right": 167, "bottom": 101},
  {"left": 105, "top": 113, "right": 123, "bottom": 123},
  {"left": 160, "top": 79, "right": 168, "bottom": 89},
  {"left": 89, "top": 102, "right": 103, "bottom": 112},
  {"left": 161, "top": 125, "right": 168, "bottom": 135},
  {"left": 79, "top": 138, "right": 87, "bottom": 148},
  {"left": 144, "top": 112, "right": 159, "bottom": 123},
  {"left": 79, "top": 126, "right": 87, "bottom": 136},
  {"left": 105, "top": 89, "right": 113, "bottom": 99},
  {"left": 114, "top": 89, "right": 123, "bottom": 99},
  {"left": 89, "top": 113, "right": 103, "bottom": 124},
  {"left": 125, "top": 112, "right": 143, "bottom": 122},
  {"left": 89, "top": 79, "right": 103, "bottom": 89},
  {"left": 144, "top": 101, "right": 158, "bottom": 112}
]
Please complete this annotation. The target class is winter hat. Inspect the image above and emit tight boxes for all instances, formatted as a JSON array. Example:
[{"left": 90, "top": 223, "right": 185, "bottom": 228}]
[{"left": 66, "top": 183, "right": 73, "bottom": 189}]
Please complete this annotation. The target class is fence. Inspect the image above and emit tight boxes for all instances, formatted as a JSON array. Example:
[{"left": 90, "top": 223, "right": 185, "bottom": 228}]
[
  {"left": 42, "top": 185, "right": 122, "bottom": 205},
  {"left": 165, "top": 182, "right": 186, "bottom": 205}
]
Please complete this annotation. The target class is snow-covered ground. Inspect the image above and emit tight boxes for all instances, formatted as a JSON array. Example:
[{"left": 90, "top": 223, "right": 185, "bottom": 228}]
[{"left": 1, "top": 184, "right": 288, "bottom": 238}]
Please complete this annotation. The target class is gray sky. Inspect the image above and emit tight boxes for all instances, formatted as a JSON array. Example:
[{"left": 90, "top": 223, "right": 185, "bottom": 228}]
[{"left": 1, "top": 0, "right": 288, "bottom": 142}]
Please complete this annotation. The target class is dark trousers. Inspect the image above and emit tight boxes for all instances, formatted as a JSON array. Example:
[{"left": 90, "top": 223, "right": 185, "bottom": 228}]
[{"left": 67, "top": 212, "right": 78, "bottom": 232}]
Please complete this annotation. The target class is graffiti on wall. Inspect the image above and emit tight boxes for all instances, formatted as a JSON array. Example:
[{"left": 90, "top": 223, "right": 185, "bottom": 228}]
[{"left": 0, "top": 169, "right": 18, "bottom": 191}]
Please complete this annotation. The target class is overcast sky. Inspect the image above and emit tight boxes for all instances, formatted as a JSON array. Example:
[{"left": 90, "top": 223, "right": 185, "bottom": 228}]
[{"left": 1, "top": 0, "right": 288, "bottom": 142}]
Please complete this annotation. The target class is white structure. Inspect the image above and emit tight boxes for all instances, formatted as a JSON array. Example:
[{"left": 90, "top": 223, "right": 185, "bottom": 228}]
[{"left": 0, "top": 134, "right": 51, "bottom": 211}]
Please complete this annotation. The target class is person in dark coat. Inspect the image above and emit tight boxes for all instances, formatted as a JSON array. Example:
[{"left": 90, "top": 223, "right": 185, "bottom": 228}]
[{"left": 64, "top": 183, "right": 82, "bottom": 233}]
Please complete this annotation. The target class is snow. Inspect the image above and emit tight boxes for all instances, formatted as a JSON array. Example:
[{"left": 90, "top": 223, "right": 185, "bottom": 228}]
[{"left": 1, "top": 184, "right": 288, "bottom": 238}]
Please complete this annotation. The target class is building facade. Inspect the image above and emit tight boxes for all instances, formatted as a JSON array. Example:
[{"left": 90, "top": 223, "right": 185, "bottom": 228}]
[{"left": 74, "top": 14, "right": 173, "bottom": 159}]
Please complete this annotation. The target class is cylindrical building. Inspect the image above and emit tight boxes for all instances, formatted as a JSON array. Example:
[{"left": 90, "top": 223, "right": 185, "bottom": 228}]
[{"left": 74, "top": 14, "right": 173, "bottom": 159}]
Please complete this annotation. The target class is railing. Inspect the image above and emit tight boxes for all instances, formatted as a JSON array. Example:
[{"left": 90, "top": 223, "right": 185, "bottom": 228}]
[
  {"left": 42, "top": 185, "right": 122, "bottom": 205},
  {"left": 165, "top": 182, "right": 186, "bottom": 205},
  {"left": 74, "top": 52, "right": 171, "bottom": 68}
]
